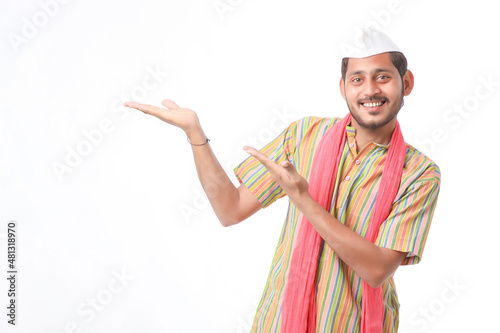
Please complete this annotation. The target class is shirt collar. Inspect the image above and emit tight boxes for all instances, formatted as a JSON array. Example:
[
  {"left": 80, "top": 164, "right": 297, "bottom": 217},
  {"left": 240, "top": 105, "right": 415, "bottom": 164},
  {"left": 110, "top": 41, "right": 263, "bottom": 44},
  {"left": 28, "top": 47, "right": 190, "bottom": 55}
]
[{"left": 346, "top": 123, "right": 391, "bottom": 149}]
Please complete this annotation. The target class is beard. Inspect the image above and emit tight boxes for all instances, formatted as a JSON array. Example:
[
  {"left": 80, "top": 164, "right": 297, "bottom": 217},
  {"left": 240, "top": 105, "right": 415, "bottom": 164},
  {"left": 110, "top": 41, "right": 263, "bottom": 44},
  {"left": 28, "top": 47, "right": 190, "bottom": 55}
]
[{"left": 346, "top": 87, "right": 404, "bottom": 131}]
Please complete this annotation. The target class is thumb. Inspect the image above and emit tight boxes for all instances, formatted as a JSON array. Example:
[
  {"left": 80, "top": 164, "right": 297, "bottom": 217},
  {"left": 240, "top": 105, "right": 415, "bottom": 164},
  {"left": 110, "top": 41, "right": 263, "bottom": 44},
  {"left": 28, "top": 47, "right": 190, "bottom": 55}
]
[
  {"left": 280, "top": 160, "right": 302, "bottom": 183},
  {"left": 280, "top": 160, "right": 295, "bottom": 171},
  {"left": 161, "top": 99, "right": 180, "bottom": 110}
]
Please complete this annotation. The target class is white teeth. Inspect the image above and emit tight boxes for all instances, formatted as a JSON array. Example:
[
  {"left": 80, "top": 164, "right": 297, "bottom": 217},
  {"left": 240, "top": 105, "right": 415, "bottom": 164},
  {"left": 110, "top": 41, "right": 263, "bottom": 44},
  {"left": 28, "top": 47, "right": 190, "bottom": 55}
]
[{"left": 362, "top": 102, "right": 383, "bottom": 107}]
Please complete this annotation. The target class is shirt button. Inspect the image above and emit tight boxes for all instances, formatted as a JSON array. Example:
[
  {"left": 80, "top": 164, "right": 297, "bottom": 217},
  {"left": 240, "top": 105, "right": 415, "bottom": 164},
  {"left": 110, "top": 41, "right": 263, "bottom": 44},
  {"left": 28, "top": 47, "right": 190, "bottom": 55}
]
[
  {"left": 345, "top": 176, "right": 351, "bottom": 181},
  {"left": 355, "top": 160, "right": 361, "bottom": 165},
  {"left": 349, "top": 143, "right": 355, "bottom": 148}
]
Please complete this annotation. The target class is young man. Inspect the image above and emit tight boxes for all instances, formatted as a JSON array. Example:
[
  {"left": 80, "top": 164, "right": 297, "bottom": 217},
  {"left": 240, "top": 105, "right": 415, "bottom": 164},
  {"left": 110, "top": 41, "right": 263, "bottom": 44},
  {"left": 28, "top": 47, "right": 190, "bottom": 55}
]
[{"left": 125, "top": 29, "right": 440, "bottom": 332}]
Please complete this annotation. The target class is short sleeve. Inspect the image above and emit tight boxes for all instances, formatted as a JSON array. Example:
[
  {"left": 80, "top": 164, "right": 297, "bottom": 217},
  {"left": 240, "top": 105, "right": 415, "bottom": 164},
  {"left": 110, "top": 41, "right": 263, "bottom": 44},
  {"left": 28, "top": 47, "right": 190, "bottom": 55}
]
[
  {"left": 375, "top": 163, "right": 441, "bottom": 265},
  {"left": 233, "top": 119, "right": 299, "bottom": 208}
]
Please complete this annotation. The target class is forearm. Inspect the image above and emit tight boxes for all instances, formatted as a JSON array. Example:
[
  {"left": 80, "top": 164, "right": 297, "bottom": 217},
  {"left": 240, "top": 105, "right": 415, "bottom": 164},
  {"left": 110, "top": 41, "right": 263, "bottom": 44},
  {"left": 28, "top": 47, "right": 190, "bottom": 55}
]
[
  {"left": 187, "top": 126, "right": 240, "bottom": 226},
  {"left": 295, "top": 194, "right": 405, "bottom": 288},
  {"left": 124, "top": 99, "right": 249, "bottom": 225}
]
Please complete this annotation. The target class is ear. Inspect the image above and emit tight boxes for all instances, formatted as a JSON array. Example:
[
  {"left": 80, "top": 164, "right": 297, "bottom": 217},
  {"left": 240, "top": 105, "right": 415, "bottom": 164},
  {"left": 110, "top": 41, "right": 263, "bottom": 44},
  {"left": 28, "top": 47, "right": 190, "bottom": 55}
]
[
  {"left": 403, "top": 69, "right": 414, "bottom": 96},
  {"left": 339, "top": 77, "right": 346, "bottom": 100}
]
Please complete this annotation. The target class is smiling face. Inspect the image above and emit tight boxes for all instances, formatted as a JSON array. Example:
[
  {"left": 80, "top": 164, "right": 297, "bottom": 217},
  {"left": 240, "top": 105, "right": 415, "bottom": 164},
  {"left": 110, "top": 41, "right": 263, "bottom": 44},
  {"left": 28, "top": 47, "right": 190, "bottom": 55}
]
[{"left": 340, "top": 52, "right": 414, "bottom": 132}]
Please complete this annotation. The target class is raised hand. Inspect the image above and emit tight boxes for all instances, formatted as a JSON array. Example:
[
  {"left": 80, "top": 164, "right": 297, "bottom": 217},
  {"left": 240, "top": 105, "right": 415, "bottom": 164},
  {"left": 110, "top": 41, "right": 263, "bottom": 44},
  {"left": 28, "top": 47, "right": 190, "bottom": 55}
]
[{"left": 124, "top": 99, "right": 202, "bottom": 137}]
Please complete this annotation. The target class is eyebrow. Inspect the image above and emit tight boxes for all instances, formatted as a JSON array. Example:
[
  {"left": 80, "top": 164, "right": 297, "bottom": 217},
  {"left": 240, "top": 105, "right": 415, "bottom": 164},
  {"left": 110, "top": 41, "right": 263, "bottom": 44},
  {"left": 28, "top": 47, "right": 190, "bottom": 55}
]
[{"left": 349, "top": 68, "right": 392, "bottom": 76}]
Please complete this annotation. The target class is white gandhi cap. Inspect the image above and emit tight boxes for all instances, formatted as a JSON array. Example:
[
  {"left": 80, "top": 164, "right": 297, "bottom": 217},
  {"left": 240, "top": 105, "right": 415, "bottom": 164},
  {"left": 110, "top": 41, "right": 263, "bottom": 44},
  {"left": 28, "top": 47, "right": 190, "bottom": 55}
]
[{"left": 343, "top": 28, "right": 402, "bottom": 59}]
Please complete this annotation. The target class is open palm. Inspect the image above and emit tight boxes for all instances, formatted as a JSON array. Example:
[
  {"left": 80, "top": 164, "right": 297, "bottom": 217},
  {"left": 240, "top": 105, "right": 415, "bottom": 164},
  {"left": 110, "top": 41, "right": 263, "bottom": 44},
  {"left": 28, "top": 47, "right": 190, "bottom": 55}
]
[{"left": 124, "top": 99, "right": 200, "bottom": 136}]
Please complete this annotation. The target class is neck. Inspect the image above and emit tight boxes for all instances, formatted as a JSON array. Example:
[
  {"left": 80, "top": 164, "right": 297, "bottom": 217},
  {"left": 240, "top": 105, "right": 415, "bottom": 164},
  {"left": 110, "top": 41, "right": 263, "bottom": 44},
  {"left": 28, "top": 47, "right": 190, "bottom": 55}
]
[{"left": 350, "top": 117, "right": 397, "bottom": 152}]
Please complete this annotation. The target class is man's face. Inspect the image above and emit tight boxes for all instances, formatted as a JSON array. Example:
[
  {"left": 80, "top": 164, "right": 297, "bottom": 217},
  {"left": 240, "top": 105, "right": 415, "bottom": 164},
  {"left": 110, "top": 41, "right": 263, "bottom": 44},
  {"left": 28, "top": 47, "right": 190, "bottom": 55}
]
[{"left": 340, "top": 52, "right": 412, "bottom": 131}]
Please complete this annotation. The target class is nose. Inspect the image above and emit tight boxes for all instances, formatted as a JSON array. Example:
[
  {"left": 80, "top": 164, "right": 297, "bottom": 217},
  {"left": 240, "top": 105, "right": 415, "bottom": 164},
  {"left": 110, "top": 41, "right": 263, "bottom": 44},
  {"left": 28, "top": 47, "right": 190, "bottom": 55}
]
[{"left": 364, "top": 78, "right": 381, "bottom": 97}]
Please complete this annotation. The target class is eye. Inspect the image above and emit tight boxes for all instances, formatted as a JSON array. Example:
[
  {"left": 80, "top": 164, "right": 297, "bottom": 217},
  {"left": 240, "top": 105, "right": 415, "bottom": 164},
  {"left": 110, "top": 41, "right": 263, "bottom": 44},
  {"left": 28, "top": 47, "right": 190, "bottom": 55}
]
[
  {"left": 351, "top": 77, "right": 362, "bottom": 84},
  {"left": 377, "top": 74, "right": 390, "bottom": 81}
]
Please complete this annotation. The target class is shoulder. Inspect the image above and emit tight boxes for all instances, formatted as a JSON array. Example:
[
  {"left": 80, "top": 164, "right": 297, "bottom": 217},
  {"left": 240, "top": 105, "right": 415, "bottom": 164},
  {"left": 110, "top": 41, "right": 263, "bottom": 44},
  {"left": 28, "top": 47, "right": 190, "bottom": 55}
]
[
  {"left": 402, "top": 142, "right": 441, "bottom": 185},
  {"left": 287, "top": 116, "right": 343, "bottom": 140}
]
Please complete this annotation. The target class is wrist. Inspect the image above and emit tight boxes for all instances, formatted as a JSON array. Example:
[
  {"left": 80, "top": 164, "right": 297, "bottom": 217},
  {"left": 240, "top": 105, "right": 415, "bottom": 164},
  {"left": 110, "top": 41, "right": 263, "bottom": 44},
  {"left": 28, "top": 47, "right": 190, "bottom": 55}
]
[
  {"left": 185, "top": 124, "right": 206, "bottom": 143},
  {"left": 294, "top": 191, "right": 320, "bottom": 216}
]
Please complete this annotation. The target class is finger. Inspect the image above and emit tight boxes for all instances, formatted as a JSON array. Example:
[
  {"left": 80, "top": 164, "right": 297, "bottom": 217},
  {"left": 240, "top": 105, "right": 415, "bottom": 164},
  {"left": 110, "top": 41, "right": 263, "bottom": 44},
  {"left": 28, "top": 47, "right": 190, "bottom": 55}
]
[
  {"left": 161, "top": 99, "right": 180, "bottom": 110},
  {"left": 244, "top": 146, "right": 282, "bottom": 173},
  {"left": 243, "top": 146, "right": 272, "bottom": 165},
  {"left": 124, "top": 101, "right": 165, "bottom": 117}
]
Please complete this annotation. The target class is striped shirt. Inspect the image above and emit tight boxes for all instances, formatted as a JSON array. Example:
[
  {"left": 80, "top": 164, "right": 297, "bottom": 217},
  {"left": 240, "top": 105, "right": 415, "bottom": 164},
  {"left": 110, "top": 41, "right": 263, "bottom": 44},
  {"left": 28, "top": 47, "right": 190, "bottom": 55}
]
[{"left": 233, "top": 116, "right": 441, "bottom": 333}]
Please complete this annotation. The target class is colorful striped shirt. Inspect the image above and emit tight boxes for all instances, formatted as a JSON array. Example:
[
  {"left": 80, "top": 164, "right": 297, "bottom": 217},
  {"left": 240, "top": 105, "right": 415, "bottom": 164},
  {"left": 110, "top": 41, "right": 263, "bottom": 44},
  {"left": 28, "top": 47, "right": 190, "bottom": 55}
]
[{"left": 233, "top": 116, "right": 441, "bottom": 332}]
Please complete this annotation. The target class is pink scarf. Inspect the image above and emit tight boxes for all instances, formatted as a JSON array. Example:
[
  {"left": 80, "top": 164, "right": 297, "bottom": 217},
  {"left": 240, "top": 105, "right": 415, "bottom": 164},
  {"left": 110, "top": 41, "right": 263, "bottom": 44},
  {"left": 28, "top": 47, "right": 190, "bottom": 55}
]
[{"left": 280, "top": 114, "right": 406, "bottom": 333}]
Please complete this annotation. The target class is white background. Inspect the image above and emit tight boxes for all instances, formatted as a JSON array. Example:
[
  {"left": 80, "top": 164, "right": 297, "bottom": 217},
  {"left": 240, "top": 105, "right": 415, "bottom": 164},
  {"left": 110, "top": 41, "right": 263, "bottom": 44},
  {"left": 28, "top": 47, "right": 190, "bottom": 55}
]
[{"left": 1, "top": 0, "right": 499, "bottom": 332}]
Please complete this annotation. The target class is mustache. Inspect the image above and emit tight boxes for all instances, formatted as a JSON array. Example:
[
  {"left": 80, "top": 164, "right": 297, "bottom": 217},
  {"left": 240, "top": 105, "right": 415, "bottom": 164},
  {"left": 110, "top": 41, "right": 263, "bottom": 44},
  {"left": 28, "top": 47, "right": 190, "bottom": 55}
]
[{"left": 357, "top": 96, "right": 389, "bottom": 104}]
